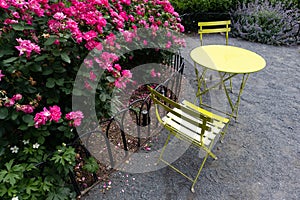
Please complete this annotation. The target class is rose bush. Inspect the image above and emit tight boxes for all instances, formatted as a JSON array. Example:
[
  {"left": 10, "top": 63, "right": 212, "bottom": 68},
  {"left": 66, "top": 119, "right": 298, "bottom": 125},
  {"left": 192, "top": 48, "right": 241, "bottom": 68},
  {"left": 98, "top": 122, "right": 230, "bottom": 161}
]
[{"left": 0, "top": 0, "right": 184, "bottom": 199}]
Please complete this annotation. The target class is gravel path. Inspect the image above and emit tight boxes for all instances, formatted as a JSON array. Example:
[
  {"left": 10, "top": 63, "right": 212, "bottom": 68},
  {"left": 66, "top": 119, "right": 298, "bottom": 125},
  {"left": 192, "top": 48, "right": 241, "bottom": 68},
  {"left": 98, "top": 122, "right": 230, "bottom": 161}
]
[{"left": 81, "top": 34, "right": 300, "bottom": 200}]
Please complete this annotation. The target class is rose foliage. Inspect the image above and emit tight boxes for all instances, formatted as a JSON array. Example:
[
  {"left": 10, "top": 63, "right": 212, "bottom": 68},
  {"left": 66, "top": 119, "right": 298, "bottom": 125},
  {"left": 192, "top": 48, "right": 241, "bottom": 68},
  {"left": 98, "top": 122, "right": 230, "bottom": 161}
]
[{"left": 0, "top": 0, "right": 184, "bottom": 199}]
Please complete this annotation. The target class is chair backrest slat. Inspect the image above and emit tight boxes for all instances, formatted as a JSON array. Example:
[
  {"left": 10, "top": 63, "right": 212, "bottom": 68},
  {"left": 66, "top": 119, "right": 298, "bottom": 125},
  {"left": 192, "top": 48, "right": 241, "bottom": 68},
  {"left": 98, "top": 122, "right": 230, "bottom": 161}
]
[
  {"left": 148, "top": 86, "right": 211, "bottom": 133},
  {"left": 199, "top": 28, "right": 231, "bottom": 34},
  {"left": 198, "top": 20, "right": 231, "bottom": 26}
]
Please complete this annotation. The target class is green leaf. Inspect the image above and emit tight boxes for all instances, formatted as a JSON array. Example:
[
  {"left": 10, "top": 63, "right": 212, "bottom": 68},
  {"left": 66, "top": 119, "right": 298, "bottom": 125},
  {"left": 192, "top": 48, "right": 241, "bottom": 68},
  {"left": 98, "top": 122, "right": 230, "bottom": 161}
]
[
  {"left": 12, "top": 164, "right": 23, "bottom": 172},
  {"left": 83, "top": 157, "right": 99, "bottom": 173},
  {"left": 52, "top": 49, "right": 61, "bottom": 57},
  {"left": 61, "top": 87, "right": 71, "bottom": 95},
  {"left": 18, "top": 124, "right": 28, "bottom": 131},
  {"left": 11, "top": 24, "right": 25, "bottom": 31},
  {"left": 7, "top": 186, "right": 18, "bottom": 197},
  {"left": 0, "top": 49, "right": 14, "bottom": 58},
  {"left": 37, "top": 136, "right": 45, "bottom": 144},
  {"left": 106, "top": 76, "right": 115, "bottom": 83},
  {"left": 46, "top": 78, "right": 55, "bottom": 88},
  {"left": 41, "top": 180, "right": 52, "bottom": 192},
  {"left": 0, "top": 184, "right": 7, "bottom": 196},
  {"left": 42, "top": 67, "right": 53, "bottom": 75},
  {"left": 0, "top": 170, "right": 8, "bottom": 181},
  {"left": 3, "top": 57, "right": 18, "bottom": 64},
  {"left": 4, "top": 172, "right": 20, "bottom": 185},
  {"left": 24, "top": 25, "right": 35, "bottom": 30},
  {"left": 0, "top": 108, "right": 9, "bottom": 119},
  {"left": 22, "top": 115, "right": 33, "bottom": 124},
  {"left": 34, "top": 54, "right": 48, "bottom": 62},
  {"left": 40, "top": 130, "right": 50, "bottom": 137},
  {"left": 44, "top": 36, "right": 57, "bottom": 46},
  {"left": 11, "top": 112, "right": 19, "bottom": 120},
  {"left": 46, "top": 95, "right": 59, "bottom": 104},
  {"left": 57, "top": 126, "right": 67, "bottom": 131},
  {"left": 26, "top": 164, "right": 36, "bottom": 171},
  {"left": 53, "top": 66, "right": 66, "bottom": 73},
  {"left": 5, "top": 160, "right": 14, "bottom": 171},
  {"left": 0, "top": 127, "right": 5, "bottom": 138},
  {"left": 23, "top": 86, "right": 37, "bottom": 94},
  {"left": 55, "top": 78, "right": 64, "bottom": 86},
  {"left": 72, "top": 88, "right": 82, "bottom": 96},
  {"left": 99, "top": 93, "right": 106, "bottom": 101},
  {"left": 58, "top": 38, "right": 67, "bottom": 43},
  {"left": 61, "top": 52, "right": 71, "bottom": 63},
  {"left": 30, "top": 64, "right": 42, "bottom": 72}
]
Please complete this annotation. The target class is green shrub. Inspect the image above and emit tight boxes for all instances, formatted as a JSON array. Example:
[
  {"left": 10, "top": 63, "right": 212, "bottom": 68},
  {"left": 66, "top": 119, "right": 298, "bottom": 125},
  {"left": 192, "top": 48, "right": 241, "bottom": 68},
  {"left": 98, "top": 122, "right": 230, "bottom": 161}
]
[
  {"left": 0, "top": 0, "right": 184, "bottom": 199},
  {"left": 269, "top": 0, "right": 299, "bottom": 8},
  {"left": 170, "top": 0, "right": 241, "bottom": 32},
  {"left": 170, "top": 0, "right": 238, "bottom": 14},
  {"left": 170, "top": 0, "right": 299, "bottom": 33},
  {"left": 231, "top": 0, "right": 300, "bottom": 45}
]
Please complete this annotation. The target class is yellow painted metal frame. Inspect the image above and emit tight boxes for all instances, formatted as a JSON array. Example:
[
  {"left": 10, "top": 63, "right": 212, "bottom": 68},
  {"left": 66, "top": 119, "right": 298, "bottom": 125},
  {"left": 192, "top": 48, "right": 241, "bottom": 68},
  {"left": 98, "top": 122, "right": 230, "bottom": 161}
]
[
  {"left": 193, "top": 63, "right": 249, "bottom": 140},
  {"left": 190, "top": 45, "right": 266, "bottom": 140},
  {"left": 198, "top": 20, "right": 231, "bottom": 46},
  {"left": 198, "top": 20, "right": 233, "bottom": 90},
  {"left": 147, "top": 86, "right": 229, "bottom": 193}
]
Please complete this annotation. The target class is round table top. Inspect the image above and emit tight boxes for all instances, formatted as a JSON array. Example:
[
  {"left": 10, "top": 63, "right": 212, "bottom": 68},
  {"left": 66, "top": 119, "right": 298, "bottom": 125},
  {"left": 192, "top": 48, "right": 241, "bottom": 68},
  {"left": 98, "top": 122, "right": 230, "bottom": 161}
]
[{"left": 190, "top": 45, "right": 266, "bottom": 73}]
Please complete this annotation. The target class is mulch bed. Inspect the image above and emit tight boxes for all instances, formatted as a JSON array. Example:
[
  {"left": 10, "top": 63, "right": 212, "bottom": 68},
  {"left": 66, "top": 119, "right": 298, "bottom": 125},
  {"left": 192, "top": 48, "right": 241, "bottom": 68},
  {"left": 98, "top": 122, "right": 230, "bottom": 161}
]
[
  {"left": 73, "top": 83, "right": 178, "bottom": 198},
  {"left": 74, "top": 85, "right": 177, "bottom": 199}
]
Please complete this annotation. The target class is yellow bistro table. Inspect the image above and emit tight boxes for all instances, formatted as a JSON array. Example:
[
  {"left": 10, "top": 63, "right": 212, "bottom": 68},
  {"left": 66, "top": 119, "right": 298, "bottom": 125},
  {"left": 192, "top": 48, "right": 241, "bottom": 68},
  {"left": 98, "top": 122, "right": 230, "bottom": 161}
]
[{"left": 190, "top": 45, "right": 266, "bottom": 122}]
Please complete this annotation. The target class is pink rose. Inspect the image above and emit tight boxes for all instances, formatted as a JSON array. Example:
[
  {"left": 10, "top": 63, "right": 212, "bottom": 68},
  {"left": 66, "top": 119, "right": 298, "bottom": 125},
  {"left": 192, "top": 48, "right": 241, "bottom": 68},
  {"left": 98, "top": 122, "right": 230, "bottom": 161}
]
[
  {"left": 49, "top": 105, "right": 62, "bottom": 122},
  {"left": 12, "top": 94, "right": 22, "bottom": 101},
  {"left": 65, "top": 111, "right": 84, "bottom": 127}
]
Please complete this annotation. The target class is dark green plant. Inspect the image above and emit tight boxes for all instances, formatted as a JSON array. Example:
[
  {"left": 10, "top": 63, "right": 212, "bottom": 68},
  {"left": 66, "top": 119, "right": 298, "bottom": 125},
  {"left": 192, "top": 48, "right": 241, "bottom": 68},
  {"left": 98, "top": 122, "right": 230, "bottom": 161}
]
[
  {"left": 170, "top": 0, "right": 238, "bottom": 14},
  {"left": 231, "top": 0, "right": 300, "bottom": 45},
  {"left": 170, "top": 0, "right": 238, "bottom": 32},
  {"left": 82, "top": 157, "right": 99, "bottom": 173}
]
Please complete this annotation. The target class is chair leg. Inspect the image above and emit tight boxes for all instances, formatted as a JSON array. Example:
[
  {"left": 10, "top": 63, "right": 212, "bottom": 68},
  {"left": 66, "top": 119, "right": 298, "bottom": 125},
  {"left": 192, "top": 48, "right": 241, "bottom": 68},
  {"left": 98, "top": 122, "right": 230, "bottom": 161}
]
[
  {"left": 220, "top": 127, "right": 228, "bottom": 143},
  {"left": 156, "top": 132, "right": 172, "bottom": 165},
  {"left": 190, "top": 151, "right": 210, "bottom": 193},
  {"left": 191, "top": 139, "right": 217, "bottom": 193}
]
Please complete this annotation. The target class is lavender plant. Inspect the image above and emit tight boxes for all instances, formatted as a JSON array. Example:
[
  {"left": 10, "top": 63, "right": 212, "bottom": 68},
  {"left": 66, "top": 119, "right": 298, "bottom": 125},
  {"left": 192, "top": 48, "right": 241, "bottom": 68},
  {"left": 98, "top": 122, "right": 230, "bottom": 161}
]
[{"left": 230, "top": 0, "right": 300, "bottom": 45}]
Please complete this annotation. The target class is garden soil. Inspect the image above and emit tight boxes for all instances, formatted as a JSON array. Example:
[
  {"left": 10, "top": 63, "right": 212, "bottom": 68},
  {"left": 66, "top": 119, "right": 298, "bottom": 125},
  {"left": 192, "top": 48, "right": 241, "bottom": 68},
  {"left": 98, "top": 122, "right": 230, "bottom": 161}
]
[{"left": 81, "top": 34, "right": 300, "bottom": 200}]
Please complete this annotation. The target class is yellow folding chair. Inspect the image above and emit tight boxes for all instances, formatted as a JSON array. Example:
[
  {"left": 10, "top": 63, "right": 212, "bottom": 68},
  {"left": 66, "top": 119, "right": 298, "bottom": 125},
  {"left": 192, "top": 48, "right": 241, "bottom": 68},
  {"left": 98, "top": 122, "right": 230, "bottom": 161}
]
[
  {"left": 197, "top": 20, "right": 233, "bottom": 91},
  {"left": 148, "top": 86, "right": 229, "bottom": 192},
  {"left": 198, "top": 20, "right": 231, "bottom": 46}
]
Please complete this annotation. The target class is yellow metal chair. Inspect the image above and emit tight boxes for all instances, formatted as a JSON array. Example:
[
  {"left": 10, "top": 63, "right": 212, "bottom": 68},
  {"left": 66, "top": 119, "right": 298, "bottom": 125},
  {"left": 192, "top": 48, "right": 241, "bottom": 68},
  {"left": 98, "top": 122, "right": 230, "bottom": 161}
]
[
  {"left": 198, "top": 20, "right": 231, "bottom": 46},
  {"left": 197, "top": 20, "right": 233, "bottom": 91},
  {"left": 148, "top": 86, "right": 229, "bottom": 192}
]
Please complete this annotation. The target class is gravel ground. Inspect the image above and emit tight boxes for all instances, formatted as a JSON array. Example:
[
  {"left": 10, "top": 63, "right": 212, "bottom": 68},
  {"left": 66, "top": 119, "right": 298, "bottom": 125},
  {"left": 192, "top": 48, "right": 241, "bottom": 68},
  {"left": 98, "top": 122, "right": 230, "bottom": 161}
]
[{"left": 81, "top": 34, "right": 300, "bottom": 200}]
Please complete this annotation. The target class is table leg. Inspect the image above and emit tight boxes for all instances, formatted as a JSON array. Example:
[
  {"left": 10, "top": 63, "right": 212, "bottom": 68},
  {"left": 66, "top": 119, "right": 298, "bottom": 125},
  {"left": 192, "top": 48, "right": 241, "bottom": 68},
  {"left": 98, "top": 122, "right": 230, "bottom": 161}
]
[
  {"left": 194, "top": 62, "right": 209, "bottom": 104},
  {"left": 232, "top": 73, "right": 250, "bottom": 120},
  {"left": 219, "top": 73, "right": 250, "bottom": 142},
  {"left": 193, "top": 66, "right": 250, "bottom": 137}
]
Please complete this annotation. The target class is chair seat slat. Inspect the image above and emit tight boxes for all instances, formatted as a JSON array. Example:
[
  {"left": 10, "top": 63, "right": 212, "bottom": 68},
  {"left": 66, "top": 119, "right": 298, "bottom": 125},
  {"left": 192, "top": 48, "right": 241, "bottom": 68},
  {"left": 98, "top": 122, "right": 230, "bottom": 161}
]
[
  {"left": 165, "top": 112, "right": 218, "bottom": 141},
  {"left": 162, "top": 115, "right": 212, "bottom": 146},
  {"left": 171, "top": 107, "right": 222, "bottom": 136}
]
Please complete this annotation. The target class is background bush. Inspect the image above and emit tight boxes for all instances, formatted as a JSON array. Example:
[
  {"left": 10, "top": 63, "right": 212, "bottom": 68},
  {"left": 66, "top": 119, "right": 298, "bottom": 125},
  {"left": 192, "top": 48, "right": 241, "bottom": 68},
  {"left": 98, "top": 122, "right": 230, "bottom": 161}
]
[
  {"left": 170, "top": 0, "right": 300, "bottom": 45},
  {"left": 170, "top": 0, "right": 238, "bottom": 32},
  {"left": 230, "top": 0, "right": 300, "bottom": 45}
]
